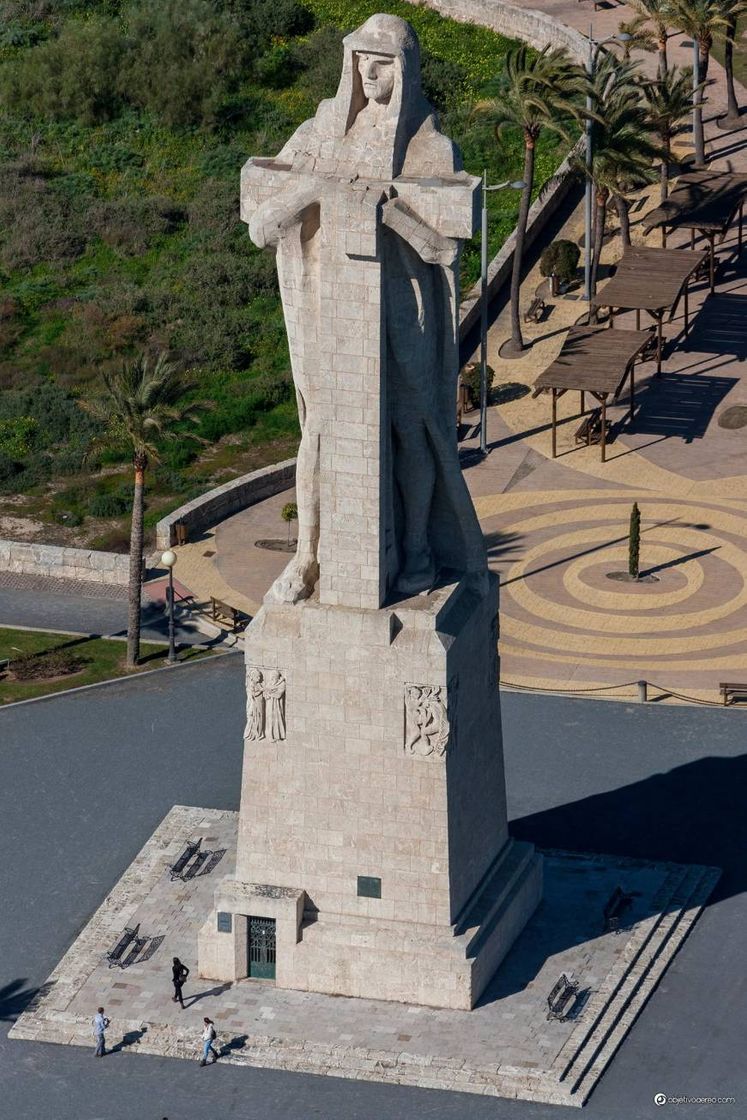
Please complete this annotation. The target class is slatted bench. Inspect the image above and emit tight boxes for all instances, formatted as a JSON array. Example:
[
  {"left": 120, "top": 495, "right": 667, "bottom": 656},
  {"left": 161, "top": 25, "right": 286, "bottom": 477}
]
[
  {"left": 106, "top": 923, "right": 144, "bottom": 968},
  {"left": 547, "top": 973, "right": 579, "bottom": 1021},
  {"left": 210, "top": 597, "right": 241, "bottom": 632},
  {"left": 603, "top": 886, "right": 634, "bottom": 933},
  {"left": 169, "top": 837, "right": 202, "bottom": 881},
  {"left": 720, "top": 682, "right": 747, "bottom": 706},
  {"left": 524, "top": 297, "right": 546, "bottom": 324}
]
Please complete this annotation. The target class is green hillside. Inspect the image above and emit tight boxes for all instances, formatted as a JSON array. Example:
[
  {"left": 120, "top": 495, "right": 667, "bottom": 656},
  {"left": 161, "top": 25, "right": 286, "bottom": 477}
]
[{"left": 0, "top": 0, "right": 567, "bottom": 550}]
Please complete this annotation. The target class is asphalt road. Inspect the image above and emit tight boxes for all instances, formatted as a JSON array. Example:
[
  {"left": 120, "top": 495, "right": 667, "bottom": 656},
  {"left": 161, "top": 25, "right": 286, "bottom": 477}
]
[
  {"left": 0, "top": 657, "right": 743, "bottom": 1120},
  {"left": 0, "top": 587, "right": 216, "bottom": 646}
]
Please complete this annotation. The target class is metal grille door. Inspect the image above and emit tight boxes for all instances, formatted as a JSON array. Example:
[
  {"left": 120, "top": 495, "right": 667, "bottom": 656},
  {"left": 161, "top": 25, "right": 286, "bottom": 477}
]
[{"left": 248, "top": 916, "right": 276, "bottom": 979}]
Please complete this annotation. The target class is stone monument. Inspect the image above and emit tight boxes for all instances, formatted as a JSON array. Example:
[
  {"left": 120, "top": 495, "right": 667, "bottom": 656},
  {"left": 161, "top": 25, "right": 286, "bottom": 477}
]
[{"left": 198, "top": 13, "right": 542, "bottom": 1010}]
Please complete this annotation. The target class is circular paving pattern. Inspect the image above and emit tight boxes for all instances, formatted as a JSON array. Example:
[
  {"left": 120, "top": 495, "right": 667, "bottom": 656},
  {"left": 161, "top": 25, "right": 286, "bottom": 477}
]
[{"left": 478, "top": 492, "right": 747, "bottom": 696}]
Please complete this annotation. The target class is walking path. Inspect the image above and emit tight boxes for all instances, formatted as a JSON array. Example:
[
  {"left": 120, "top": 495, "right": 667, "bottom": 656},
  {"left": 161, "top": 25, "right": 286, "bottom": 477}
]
[{"left": 163, "top": 5, "right": 747, "bottom": 703}]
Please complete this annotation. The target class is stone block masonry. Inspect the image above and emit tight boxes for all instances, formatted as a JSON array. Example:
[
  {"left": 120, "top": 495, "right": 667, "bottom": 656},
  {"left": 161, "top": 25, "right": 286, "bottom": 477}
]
[{"left": 0, "top": 539, "right": 129, "bottom": 586}]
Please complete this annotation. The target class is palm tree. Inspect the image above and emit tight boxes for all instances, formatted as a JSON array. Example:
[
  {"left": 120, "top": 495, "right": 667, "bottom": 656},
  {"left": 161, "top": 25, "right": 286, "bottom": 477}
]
[
  {"left": 89, "top": 353, "right": 207, "bottom": 667},
  {"left": 574, "top": 57, "right": 661, "bottom": 298},
  {"left": 618, "top": 13, "right": 658, "bottom": 60},
  {"left": 666, "top": 0, "right": 727, "bottom": 163},
  {"left": 476, "top": 45, "right": 587, "bottom": 357},
  {"left": 631, "top": 0, "right": 673, "bottom": 76},
  {"left": 717, "top": 0, "right": 747, "bottom": 126},
  {"left": 642, "top": 66, "right": 699, "bottom": 199}
]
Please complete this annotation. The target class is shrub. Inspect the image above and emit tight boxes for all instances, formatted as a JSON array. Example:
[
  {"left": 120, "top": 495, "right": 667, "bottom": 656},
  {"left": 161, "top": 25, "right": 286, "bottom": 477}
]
[
  {"left": 540, "top": 240, "right": 580, "bottom": 285},
  {"left": 10, "top": 646, "right": 88, "bottom": 680},
  {"left": 88, "top": 492, "right": 129, "bottom": 517},
  {"left": 420, "top": 50, "right": 468, "bottom": 114},
  {"left": 460, "top": 361, "right": 494, "bottom": 407},
  {"left": 0, "top": 18, "right": 125, "bottom": 124}
]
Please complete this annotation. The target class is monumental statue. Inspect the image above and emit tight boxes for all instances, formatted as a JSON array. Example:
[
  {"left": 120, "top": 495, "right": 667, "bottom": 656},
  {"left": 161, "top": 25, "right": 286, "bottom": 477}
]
[
  {"left": 199, "top": 14, "right": 542, "bottom": 1011},
  {"left": 243, "top": 13, "right": 486, "bottom": 605}
]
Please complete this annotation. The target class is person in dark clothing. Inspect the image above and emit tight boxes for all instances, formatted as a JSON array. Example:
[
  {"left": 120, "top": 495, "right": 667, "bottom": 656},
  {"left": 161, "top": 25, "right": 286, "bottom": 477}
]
[{"left": 172, "top": 957, "right": 190, "bottom": 1008}]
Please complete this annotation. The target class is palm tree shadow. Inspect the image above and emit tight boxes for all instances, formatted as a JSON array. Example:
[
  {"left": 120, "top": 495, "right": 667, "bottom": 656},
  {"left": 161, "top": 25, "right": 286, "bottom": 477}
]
[{"left": 484, "top": 529, "right": 524, "bottom": 568}]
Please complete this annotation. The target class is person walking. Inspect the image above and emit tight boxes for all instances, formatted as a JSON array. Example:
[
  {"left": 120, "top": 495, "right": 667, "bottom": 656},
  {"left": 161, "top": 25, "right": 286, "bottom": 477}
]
[
  {"left": 172, "top": 957, "right": 190, "bottom": 1009},
  {"left": 92, "top": 1007, "right": 110, "bottom": 1057},
  {"left": 199, "top": 1017, "right": 219, "bottom": 1066}
]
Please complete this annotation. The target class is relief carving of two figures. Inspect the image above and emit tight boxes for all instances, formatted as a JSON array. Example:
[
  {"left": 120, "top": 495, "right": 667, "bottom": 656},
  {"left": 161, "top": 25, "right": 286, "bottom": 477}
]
[{"left": 245, "top": 668, "right": 286, "bottom": 743}]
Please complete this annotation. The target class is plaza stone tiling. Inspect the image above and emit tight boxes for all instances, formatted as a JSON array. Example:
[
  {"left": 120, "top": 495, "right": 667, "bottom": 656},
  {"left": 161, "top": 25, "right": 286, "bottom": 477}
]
[{"left": 10, "top": 805, "right": 719, "bottom": 1107}]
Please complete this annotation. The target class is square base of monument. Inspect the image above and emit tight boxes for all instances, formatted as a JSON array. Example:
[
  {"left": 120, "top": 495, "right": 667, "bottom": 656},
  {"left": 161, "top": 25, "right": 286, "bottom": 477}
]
[
  {"left": 198, "top": 838, "right": 542, "bottom": 1010},
  {"left": 11, "top": 806, "right": 720, "bottom": 1107}
]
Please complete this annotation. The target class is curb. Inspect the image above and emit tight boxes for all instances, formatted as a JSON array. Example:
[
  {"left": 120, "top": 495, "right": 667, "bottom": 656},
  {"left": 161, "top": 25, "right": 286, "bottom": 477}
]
[{"left": 0, "top": 647, "right": 241, "bottom": 715}]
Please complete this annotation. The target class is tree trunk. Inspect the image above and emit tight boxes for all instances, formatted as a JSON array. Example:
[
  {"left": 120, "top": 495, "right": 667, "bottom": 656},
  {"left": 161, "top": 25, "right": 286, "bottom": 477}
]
[
  {"left": 693, "top": 46, "right": 706, "bottom": 165},
  {"left": 589, "top": 191, "right": 607, "bottom": 315},
  {"left": 506, "top": 135, "right": 536, "bottom": 356},
  {"left": 661, "top": 137, "right": 670, "bottom": 202},
  {"left": 657, "top": 35, "right": 668, "bottom": 80},
  {"left": 723, "top": 17, "right": 740, "bottom": 121},
  {"left": 126, "top": 455, "right": 146, "bottom": 668},
  {"left": 616, "top": 195, "right": 631, "bottom": 248}
]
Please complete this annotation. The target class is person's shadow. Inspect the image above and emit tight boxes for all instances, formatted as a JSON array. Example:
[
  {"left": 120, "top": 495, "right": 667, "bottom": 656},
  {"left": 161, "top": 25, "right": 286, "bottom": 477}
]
[
  {"left": 219, "top": 1034, "right": 249, "bottom": 1057},
  {"left": 184, "top": 982, "right": 232, "bottom": 1008},
  {"left": 110, "top": 1026, "right": 147, "bottom": 1053}
]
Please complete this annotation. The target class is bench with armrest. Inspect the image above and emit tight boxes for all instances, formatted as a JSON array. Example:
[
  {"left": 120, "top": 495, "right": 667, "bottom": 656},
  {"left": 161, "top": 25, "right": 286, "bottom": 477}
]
[
  {"left": 547, "top": 973, "right": 579, "bottom": 1021},
  {"left": 719, "top": 682, "right": 747, "bottom": 705},
  {"left": 210, "top": 597, "right": 241, "bottom": 632},
  {"left": 169, "top": 837, "right": 202, "bottom": 881},
  {"left": 524, "top": 297, "right": 546, "bottom": 324},
  {"left": 106, "top": 923, "right": 144, "bottom": 968},
  {"left": 574, "top": 407, "right": 611, "bottom": 447}
]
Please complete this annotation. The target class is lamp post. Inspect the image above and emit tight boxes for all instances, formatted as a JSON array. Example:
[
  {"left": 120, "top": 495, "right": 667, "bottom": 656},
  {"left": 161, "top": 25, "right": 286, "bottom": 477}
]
[
  {"left": 583, "top": 28, "right": 631, "bottom": 304},
  {"left": 161, "top": 549, "right": 178, "bottom": 665},
  {"left": 479, "top": 174, "right": 525, "bottom": 456}
]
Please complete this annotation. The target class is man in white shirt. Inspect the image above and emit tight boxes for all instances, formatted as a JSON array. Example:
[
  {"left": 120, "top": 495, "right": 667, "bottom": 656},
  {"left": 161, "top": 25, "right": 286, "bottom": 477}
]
[{"left": 93, "top": 1007, "right": 110, "bottom": 1057}]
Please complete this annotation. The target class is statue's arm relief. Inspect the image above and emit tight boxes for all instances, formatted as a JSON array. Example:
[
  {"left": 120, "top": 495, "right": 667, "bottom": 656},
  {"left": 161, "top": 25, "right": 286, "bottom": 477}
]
[{"left": 381, "top": 197, "right": 458, "bottom": 267}]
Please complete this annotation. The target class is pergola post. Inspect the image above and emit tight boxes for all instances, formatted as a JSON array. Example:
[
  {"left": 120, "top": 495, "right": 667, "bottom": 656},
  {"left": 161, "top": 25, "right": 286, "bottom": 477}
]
[
  {"left": 684, "top": 281, "right": 689, "bottom": 335},
  {"left": 601, "top": 396, "right": 607, "bottom": 463},
  {"left": 708, "top": 232, "right": 715, "bottom": 294},
  {"left": 740, "top": 201, "right": 743, "bottom": 252},
  {"left": 551, "top": 388, "right": 557, "bottom": 459},
  {"left": 656, "top": 313, "right": 663, "bottom": 375},
  {"left": 629, "top": 364, "right": 635, "bottom": 426}
]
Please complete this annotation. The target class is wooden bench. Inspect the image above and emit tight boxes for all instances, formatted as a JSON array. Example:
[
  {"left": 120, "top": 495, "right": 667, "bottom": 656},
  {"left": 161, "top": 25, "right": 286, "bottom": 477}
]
[
  {"left": 210, "top": 597, "right": 241, "bottom": 632},
  {"left": 169, "top": 837, "right": 202, "bottom": 881},
  {"left": 603, "top": 886, "right": 634, "bottom": 934},
  {"left": 524, "top": 297, "right": 545, "bottom": 324},
  {"left": 574, "top": 408, "right": 610, "bottom": 447},
  {"left": 719, "top": 682, "right": 747, "bottom": 706},
  {"left": 106, "top": 923, "right": 143, "bottom": 969},
  {"left": 547, "top": 973, "right": 579, "bottom": 1021}
]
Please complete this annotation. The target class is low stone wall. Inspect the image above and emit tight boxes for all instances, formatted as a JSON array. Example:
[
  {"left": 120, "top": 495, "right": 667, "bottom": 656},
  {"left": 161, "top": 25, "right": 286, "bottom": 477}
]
[
  {"left": 0, "top": 539, "right": 129, "bottom": 585},
  {"left": 155, "top": 458, "right": 296, "bottom": 549}
]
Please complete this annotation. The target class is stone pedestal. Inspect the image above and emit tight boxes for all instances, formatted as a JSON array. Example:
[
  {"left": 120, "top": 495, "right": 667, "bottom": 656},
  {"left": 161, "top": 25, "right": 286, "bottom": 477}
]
[{"left": 199, "top": 574, "right": 542, "bottom": 1010}]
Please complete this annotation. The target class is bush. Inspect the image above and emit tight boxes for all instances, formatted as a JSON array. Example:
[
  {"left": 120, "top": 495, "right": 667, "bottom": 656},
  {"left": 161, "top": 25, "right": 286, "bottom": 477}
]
[
  {"left": 88, "top": 491, "right": 129, "bottom": 517},
  {"left": 10, "top": 646, "right": 88, "bottom": 681},
  {"left": 420, "top": 50, "right": 468, "bottom": 115},
  {"left": 0, "top": 18, "right": 125, "bottom": 124},
  {"left": 460, "top": 361, "right": 494, "bottom": 407},
  {"left": 540, "top": 240, "right": 580, "bottom": 285}
]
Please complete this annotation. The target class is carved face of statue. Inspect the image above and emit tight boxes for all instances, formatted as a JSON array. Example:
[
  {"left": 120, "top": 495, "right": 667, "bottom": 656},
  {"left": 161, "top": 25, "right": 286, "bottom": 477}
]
[{"left": 357, "top": 52, "right": 395, "bottom": 104}]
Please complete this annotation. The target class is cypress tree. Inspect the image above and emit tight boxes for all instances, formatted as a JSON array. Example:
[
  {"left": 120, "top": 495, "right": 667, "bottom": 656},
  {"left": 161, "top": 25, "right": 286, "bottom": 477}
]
[{"left": 629, "top": 502, "right": 641, "bottom": 579}]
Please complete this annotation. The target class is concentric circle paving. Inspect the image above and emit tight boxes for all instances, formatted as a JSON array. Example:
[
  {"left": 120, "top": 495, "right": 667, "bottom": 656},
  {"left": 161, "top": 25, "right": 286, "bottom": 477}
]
[{"left": 477, "top": 492, "right": 747, "bottom": 698}]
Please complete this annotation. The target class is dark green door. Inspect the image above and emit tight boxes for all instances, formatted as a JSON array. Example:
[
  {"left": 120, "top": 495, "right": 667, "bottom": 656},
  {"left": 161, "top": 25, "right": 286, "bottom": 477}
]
[{"left": 248, "top": 916, "right": 276, "bottom": 979}]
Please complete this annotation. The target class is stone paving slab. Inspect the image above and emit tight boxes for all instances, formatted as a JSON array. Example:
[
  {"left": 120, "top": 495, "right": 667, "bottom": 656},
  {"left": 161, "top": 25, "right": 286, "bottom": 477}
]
[{"left": 9, "top": 806, "right": 719, "bottom": 1107}]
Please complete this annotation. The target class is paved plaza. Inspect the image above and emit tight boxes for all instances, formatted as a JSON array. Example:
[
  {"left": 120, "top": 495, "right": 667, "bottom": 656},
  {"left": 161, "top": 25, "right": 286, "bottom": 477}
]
[
  {"left": 1, "top": 658, "right": 744, "bottom": 1119},
  {"left": 11, "top": 804, "right": 717, "bottom": 1106}
]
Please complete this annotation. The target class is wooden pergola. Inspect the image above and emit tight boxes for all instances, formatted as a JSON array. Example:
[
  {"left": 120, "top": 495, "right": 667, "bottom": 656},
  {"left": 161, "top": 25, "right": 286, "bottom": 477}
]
[
  {"left": 642, "top": 170, "right": 747, "bottom": 295},
  {"left": 533, "top": 326, "right": 652, "bottom": 462},
  {"left": 590, "top": 246, "right": 708, "bottom": 375}
]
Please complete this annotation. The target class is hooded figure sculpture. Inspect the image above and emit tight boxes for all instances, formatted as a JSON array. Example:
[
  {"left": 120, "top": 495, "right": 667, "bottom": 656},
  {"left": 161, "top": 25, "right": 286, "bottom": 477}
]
[{"left": 242, "top": 14, "right": 486, "bottom": 605}]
